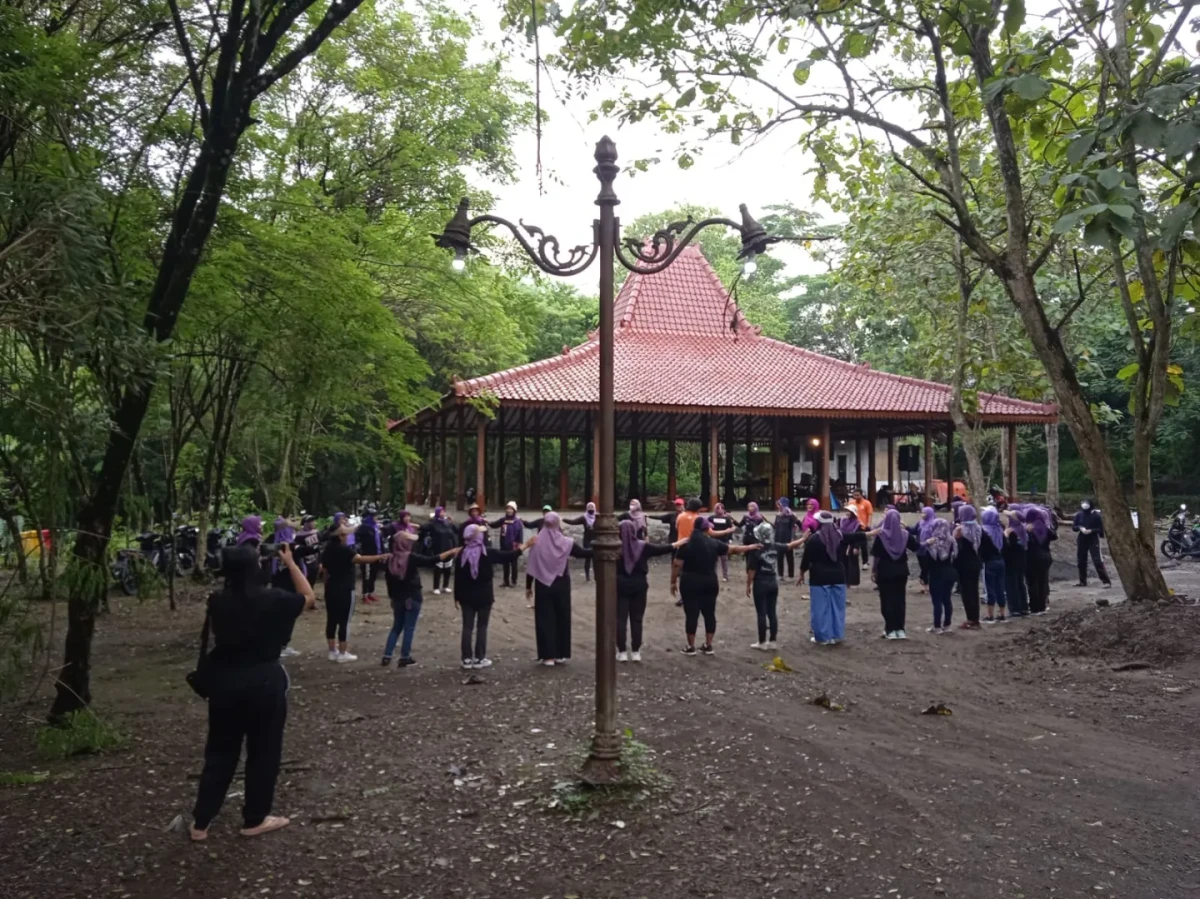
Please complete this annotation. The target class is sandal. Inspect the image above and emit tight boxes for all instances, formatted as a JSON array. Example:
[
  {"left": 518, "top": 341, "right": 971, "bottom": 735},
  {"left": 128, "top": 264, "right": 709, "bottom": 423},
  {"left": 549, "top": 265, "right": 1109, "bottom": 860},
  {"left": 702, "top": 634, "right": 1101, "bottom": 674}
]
[{"left": 240, "top": 816, "right": 290, "bottom": 837}]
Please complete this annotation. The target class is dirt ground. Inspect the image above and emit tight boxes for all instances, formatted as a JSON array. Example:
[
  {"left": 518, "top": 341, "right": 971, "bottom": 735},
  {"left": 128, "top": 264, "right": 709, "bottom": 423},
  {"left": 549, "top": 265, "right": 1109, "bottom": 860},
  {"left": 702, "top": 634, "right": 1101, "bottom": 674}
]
[{"left": 3, "top": 544, "right": 1200, "bottom": 899}]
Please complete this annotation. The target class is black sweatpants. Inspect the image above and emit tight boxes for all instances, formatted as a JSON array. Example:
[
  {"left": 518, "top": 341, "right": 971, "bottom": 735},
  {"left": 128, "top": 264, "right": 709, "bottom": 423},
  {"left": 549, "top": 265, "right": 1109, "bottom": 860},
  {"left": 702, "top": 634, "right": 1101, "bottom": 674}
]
[
  {"left": 325, "top": 591, "right": 353, "bottom": 642},
  {"left": 193, "top": 676, "right": 287, "bottom": 830},
  {"left": 617, "top": 586, "right": 647, "bottom": 652},
  {"left": 682, "top": 583, "right": 718, "bottom": 636},
  {"left": 776, "top": 548, "right": 795, "bottom": 579},
  {"left": 1026, "top": 562, "right": 1051, "bottom": 614},
  {"left": 958, "top": 567, "right": 981, "bottom": 623},
  {"left": 1077, "top": 538, "right": 1110, "bottom": 585},
  {"left": 1007, "top": 562, "right": 1029, "bottom": 615},
  {"left": 361, "top": 563, "right": 378, "bottom": 596},
  {"left": 460, "top": 604, "right": 491, "bottom": 661},
  {"left": 502, "top": 559, "right": 518, "bottom": 586},
  {"left": 752, "top": 577, "right": 779, "bottom": 642},
  {"left": 534, "top": 583, "right": 572, "bottom": 660},
  {"left": 917, "top": 553, "right": 930, "bottom": 586},
  {"left": 432, "top": 565, "right": 452, "bottom": 591},
  {"left": 878, "top": 577, "right": 907, "bottom": 633}
]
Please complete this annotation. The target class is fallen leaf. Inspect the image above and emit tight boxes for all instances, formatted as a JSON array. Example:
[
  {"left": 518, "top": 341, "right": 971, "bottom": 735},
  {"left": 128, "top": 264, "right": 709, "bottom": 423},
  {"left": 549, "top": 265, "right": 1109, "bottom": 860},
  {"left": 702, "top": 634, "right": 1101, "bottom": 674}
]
[
  {"left": 812, "top": 693, "right": 844, "bottom": 711},
  {"left": 922, "top": 703, "right": 953, "bottom": 716}
]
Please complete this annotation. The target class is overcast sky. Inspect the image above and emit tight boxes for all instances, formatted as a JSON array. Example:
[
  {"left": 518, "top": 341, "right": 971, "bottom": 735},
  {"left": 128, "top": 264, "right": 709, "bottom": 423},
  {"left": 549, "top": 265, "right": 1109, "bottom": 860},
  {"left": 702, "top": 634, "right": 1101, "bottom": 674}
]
[{"left": 463, "top": 4, "right": 831, "bottom": 288}]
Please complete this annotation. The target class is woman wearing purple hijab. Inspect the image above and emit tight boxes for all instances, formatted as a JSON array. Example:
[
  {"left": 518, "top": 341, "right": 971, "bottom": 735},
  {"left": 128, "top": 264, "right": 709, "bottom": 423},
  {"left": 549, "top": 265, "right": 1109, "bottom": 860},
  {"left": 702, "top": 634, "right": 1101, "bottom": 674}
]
[
  {"left": 420, "top": 507, "right": 458, "bottom": 595},
  {"left": 1003, "top": 509, "right": 1030, "bottom": 617},
  {"left": 488, "top": 502, "right": 525, "bottom": 588},
  {"left": 1024, "top": 507, "right": 1056, "bottom": 615},
  {"left": 911, "top": 506, "right": 938, "bottom": 592},
  {"left": 562, "top": 502, "right": 599, "bottom": 583},
  {"left": 616, "top": 519, "right": 678, "bottom": 661},
  {"left": 978, "top": 508, "right": 1008, "bottom": 622},
  {"left": 801, "top": 511, "right": 848, "bottom": 645},
  {"left": 953, "top": 506, "right": 984, "bottom": 629},
  {"left": 525, "top": 513, "right": 592, "bottom": 666},
  {"left": 870, "top": 508, "right": 919, "bottom": 639},
  {"left": 235, "top": 516, "right": 263, "bottom": 547},
  {"left": 839, "top": 506, "right": 864, "bottom": 587},
  {"left": 266, "top": 517, "right": 302, "bottom": 657},
  {"left": 923, "top": 519, "right": 958, "bottom": 633},
  {"left": 450, "top": 523, "right": 524, "bottom": 669},
  {"left": 380, "top": 511, "right": 453, "bottom": 668}
]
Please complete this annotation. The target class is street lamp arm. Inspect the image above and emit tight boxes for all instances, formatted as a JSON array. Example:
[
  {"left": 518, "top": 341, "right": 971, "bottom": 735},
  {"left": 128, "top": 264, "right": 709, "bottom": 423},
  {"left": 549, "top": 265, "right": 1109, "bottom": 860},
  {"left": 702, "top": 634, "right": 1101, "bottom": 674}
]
[
  {"left": 468, "top": 213, "right": 600, "bottom": 277},
  {"left": 616, "top": 217, "right": 743, "bottom": 275}
]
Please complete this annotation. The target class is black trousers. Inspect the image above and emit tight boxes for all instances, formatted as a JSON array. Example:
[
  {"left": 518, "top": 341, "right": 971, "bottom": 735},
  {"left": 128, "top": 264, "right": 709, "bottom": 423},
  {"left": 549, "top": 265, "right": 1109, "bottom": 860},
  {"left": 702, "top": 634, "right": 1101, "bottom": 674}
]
[
  {"left": 878, "top": 577, "right": 907, "bottom": 633},
  {"left": 1026, "top": 563, "right": 1051, "bottom": 614},
  {"left": 325, "top": 591, "right": 353, "bottom": 642},
  {"left": 502, "top": 559, "right": 518, "bottom": 586},
  {"left": 193, "top": 676, "right": 287, "bottom": 830},
  {"left": 752, "top": 577, "right": 779, "bottom": 642},
  {"left": 361, "top": 563, "right": 378, "bottom": 596},
  {"left": 1007, "top": 562, "right": 1029, "bottom": 614},
  {"left": 917, "top": 553, "right": 930, "bottom": 586},
  {"left": 1077, "top": 538, "right": 1110, "bottom": 585},
  {"left": 776, "top": 548, "right": 795, "bottom": 579},
  {"left": 433, "top": 566, "right": 452, "bottom": 591},
  {"left": 460, "top": 604, "right": 491, "bottom": 661},
  {"left": 958, "top": 567, "right": 981, "bottom": 623},
  {"left": 583, "top": 555, "right": 592, "bottom": 580},
  {"left": 534, "top": 584, "right": 572, "bottom": 660},
  {"left": 682, "top": 583, "right": 718, "bottom": 636},
  {"left": 617, "top": 585, "right": 647, "bottom": 652}
]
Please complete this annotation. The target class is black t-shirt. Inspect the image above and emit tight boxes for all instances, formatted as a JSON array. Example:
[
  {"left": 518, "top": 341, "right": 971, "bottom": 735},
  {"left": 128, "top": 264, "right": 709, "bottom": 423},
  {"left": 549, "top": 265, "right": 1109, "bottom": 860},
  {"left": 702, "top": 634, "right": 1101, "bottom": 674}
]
[
  {"left": 207, "top": 588, "right": 304, "bottom": 668},
  {"left": 676, "top": 536, "right": 728, "bottom": 591},
  {"left": 322, "top": 541, "right": 358, "bottom": 598},
  {"left": 617, "top": 542, "right": 676, "bottom": 587},
  {"left": 979, "top": 535, "right": 1003, "bottom": 563},
  {"left": 709, "top": 515, "right": 734, "bottom": 542},
  {"left": 870, "top": 534, "right": 916, "bottom": 582},
  {"left": 800, "top": 537, "right": 846, "bottom": 586},
  {"left": 955, "top": 536, "right": 983, "bottom": 574}
]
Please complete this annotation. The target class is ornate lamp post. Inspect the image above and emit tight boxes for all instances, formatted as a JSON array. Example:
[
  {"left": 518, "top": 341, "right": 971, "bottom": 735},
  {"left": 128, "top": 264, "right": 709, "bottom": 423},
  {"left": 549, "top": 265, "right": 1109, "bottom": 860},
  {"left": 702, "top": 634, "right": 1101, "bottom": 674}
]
[{"left": 433, "top": 136, "right": 777, "bottom": 782}]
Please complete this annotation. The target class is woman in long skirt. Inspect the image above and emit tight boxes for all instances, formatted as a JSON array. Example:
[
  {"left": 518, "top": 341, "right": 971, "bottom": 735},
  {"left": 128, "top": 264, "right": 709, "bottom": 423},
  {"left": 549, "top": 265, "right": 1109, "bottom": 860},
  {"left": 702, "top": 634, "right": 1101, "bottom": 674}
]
[
  {"left": 870, "top": 508, "right": 918, "bottom": 639},
  {"left": 800, "top": 512, "right": 848, "bottom": 645},
  {"left": 745, "top": 521, "right": 807, "bottom": 649},
  {"left": 979, "top": 508, "right": 1008, "bottom": 622},
  {"left": 1024, "top": 507, "right": 1056, "bottom": 615},
  {"left": 1004, "top": 509, "right": 1030, "bottom": 617},
  {"left": 954, "top": 506, "right": 984, "bottom": 630},
  {"left": 525, "top": 513, "right": 592, "bottom": 667},
  {"left": 839, "top": 507, "right": 864, "bottom": 587},
  {"left": 911, "top": 506, "right": 937, "bottom": 593},
  {"left": 616, "top": 519, "right": 677, "bottom": 661}
]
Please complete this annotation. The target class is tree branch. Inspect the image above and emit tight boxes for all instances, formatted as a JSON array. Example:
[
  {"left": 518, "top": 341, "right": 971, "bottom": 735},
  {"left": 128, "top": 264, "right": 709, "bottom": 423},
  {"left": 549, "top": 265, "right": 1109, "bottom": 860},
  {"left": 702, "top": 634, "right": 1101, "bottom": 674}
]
[
  {"left": 252, "top": 0, "right": 368, "bottom": 97},
  {"left": 167, "top": 0, "right": 210, "bottom": 131}
]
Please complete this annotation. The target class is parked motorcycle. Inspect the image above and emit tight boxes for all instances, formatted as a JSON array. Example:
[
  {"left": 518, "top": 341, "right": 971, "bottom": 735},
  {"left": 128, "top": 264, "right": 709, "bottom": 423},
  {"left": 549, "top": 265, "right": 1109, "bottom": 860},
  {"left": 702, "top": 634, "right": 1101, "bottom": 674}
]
[
  {"left": 174, "top": 524, "right": 198, "bottom": 573},
  {"left": 1160, "top": 504, "right": 1200, "bottom": 560},
  {"left": 111, "top": 547, "right": 140, "bottom": 596},
  {"left": 205, "top": 523, "right": 237, "bottom": 570}
]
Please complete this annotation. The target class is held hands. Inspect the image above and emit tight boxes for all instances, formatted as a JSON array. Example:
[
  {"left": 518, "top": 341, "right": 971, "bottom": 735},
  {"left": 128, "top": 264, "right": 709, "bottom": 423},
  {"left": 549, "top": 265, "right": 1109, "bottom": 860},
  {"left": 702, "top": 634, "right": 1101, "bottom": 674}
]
[
  {"left": 670, "top": 581, "right": 678, "bottom": 598},
  {"left": 440, "top": 547, "right": 463, "bottom": 560}
]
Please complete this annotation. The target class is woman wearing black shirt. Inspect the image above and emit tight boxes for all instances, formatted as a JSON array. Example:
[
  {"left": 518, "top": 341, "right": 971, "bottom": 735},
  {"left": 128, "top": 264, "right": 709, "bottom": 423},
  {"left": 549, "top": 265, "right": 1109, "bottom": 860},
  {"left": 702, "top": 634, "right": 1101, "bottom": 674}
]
[
  {"left": 954, "top": 506, "right": 984, "bottom": 629},
  {"left": 449, "top": 524, "right": 523, "bottom": 669},
  {"left": 1003, "top": 510, "right": 1030, "bottom": 617},
  {"left": 801, "top": 512, "right": 849, "bottom": 645},
  {"left": 709, "top": 502, "right": 735, "bottom": 582},
  {"left": 190, "top": 544, "right": 314, "bottom": 842},
  {"left": 420, "top": 508, "right": 459, "bottom": 594},
  {"left": 320, "top": 524, "right": 389, "bottom": 663},
  {"left": 525, "top": 513, "right": 592, "bottom": 666},
  {"left": 562, "top": 502, "right": 598, "bottom": 583},
  {"left": 616, "top": 519, "right": 678, "bottom": 662},
  {"left": 1024, "top": 507, "right": 1057, "bottom": 615},
  {"left": 869, "top": 508, "right": 919, "bottom": 640},
  {"left": 671, "top": 518, "right": 757, "bottom": 655},
  {"left": 745, "top": 520, "right": 807, "bottom": 649}
]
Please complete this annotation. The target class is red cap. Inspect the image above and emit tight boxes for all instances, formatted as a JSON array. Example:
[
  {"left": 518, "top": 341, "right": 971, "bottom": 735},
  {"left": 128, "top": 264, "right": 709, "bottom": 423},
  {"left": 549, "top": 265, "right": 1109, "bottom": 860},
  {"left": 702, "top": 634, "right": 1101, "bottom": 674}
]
[{"left": 674, "top": 497, "right": 685, "bottom": 506}]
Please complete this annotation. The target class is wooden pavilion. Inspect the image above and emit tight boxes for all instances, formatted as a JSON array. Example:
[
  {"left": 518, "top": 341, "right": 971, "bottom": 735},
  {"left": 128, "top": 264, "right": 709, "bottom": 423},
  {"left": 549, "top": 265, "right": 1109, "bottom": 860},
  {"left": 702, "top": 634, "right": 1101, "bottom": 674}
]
[{"left": 391, "top": 246, "right": 1057, "bottom": 511}]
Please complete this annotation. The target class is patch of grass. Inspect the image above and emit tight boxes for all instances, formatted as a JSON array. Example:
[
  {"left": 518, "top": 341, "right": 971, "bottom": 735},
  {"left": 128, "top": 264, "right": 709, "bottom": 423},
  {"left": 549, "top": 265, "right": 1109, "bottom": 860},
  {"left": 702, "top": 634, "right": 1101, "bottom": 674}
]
[
  {"left": 546, "top": 729, "right": 670, "bottom": 816},
  {"left": 0, "top": 771, "right": 49, "bottom": 786},
  {"left": 36, "top": 710, "right": 127, "bottom": 760}
]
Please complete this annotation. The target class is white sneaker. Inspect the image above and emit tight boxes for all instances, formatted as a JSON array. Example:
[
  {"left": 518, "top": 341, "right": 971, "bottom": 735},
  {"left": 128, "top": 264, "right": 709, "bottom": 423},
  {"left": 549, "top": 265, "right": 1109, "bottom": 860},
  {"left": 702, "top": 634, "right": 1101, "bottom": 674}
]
[
  {"left": 885, "top": 631, "right": 898, "bottom": 640},
  {"left": 897, "top": 630, "right": 908, "bottom": 639},
  {"left": 616, "top": 651, "right": 629, "bottom": 662},
  {"left": 328, "top": 650, "right": 340, "bottom": 661},
  {"left": 336, "top": 652, "right": 358, "bottom": 663},
  {"left": 764, "top": 640, "right": 777, "bottom": 650},
  {"left": 280, "top": 646, "right": 300, "bottom": 657},
  {"left": 926, "top": 627, "right": 940, "bottom": 634},
  {"left": 462, "top": 658, "right": 476, "bottom": 669},
  {"left": 750, "top": 642, "right": 766, "bottom": 651},
  {"left": 542, "top": 659, "right": 556, "bottom": 667},
  {"left": 630, "top": 651, "right": 642, "bottom": 662},
  {"left": 433, "top": 588, "right": 441, "bottom": 595},
  {"left": 475, "top": 658, "right": 493, "bottom": 668}
]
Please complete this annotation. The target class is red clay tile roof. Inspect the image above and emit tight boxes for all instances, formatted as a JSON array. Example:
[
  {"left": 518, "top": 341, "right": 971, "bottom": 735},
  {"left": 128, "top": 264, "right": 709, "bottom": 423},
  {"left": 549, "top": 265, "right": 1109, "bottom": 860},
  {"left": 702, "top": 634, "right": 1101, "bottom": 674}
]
[{"left": 453, "top": 246, "right": 1056, "bottom": 424}]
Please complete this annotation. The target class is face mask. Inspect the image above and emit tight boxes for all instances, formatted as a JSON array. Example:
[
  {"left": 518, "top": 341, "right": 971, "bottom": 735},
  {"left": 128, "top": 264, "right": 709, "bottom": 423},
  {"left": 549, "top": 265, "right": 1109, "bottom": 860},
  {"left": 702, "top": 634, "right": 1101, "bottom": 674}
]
[{"left": 1081, "top": 503, "right": 1091, "bottom": 511}]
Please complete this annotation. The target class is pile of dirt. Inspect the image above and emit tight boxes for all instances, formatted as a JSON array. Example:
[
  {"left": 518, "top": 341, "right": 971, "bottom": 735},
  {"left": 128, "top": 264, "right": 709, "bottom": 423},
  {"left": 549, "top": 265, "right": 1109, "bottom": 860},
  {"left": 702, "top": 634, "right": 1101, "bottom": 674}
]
[{"left": 1018, "top": 598, "right": 1200, "bottom": 667}]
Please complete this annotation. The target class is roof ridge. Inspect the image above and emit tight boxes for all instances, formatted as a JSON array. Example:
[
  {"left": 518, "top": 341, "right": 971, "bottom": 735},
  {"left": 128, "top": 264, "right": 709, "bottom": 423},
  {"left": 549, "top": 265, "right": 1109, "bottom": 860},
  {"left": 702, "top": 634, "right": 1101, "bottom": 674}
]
[{"left": 754, "top": 336, "right": 1057, "bottom": 412}]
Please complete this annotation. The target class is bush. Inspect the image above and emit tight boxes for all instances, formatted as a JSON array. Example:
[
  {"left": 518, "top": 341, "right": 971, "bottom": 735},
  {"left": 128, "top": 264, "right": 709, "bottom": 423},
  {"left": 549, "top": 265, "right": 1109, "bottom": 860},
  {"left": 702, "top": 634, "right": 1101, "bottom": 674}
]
[{"left": 36, "top": 710, "right": 126, "bottom": 760}]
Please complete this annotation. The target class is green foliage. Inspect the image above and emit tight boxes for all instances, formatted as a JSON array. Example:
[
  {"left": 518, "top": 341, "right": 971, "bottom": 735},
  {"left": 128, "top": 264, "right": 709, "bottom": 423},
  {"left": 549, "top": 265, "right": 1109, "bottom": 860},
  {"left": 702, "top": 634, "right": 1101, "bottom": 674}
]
[
  {"left": 547, "top": 729, "right": 669, "bottom": 815},
  {"left": 37, "top": 711, "right": 126, "bottom": 760},
  {"left": 0, "top": 771, "right": 49, "bottom": 786}
]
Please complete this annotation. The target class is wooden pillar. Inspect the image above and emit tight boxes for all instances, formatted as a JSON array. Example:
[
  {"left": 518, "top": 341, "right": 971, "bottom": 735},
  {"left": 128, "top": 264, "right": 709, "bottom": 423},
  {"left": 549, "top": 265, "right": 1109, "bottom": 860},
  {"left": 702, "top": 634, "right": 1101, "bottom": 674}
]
[
  {"left": 887, "top": 433, "right": 895, "bottom": 492},
  {"left": 496, "top": 409, "right": 506, "bottom": 506},
  {"left": 771, "top": 419, "right": 782, "bottom": 504},
  {"left": 640, "top": 438, "right": 648, "bottom": 500},
  {"left": 475, "top": 419, "right": 486, "bottom": 507},
  {"left": 667, "top": 419, "right": 677, "bottom": 501},
  {"left": 923, "top": 425, "right": 935, "bottom": 505},
  {"left": 700, "top": 415, "right": 710, "bottom": 503},
  {"left": 455, "top": 405, "right": 466, "bottom": 511},
  {"left": 709, "top": 418, "right": 720, "bottom": 510},
  {"left": 787, "top": 436, "right": 796, "bottom": 502},
  {"left": 404, "top": 463, "right": 414, "bottom": 504},
  {"left": 531, "top": 410, "right": 542, "bottom": 508},
  {"left": 723, "top": 414, "right": 736, "bottom": 506},
  {"left": 438, "top": 410, "right": 447, "bottom": 506},
  {"left": 818, "top": 421, "right": 831, "bottom": 510},
  {"left": 867, "top": 431, "right": 877, "bottom": 506},
  {"left": 518, "top": 408, "right": 527, "bottom": 508},
  {"left": 1007, "top": 423, "right": 1018, "bottom": 499},
  {"left": 584, "top": 412, "right": 594, "bottom": 504},
  {"left": 627, "top": 412, "right": 640, "bottom": 503},
  {"left": 945, "top": 427, "right": 955, "bottom": 501},
  {"left": 413, "top": 430, "right": 425, "bottom": 502},
  {"left": 559, "top": 434, "right": 569, "bottom": 509}
]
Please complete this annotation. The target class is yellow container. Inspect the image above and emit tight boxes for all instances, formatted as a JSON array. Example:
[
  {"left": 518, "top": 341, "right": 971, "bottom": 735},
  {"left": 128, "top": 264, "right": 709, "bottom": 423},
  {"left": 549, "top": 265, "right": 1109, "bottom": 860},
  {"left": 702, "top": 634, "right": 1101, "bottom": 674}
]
[{"left": 19, "top": 530, "right": 46, "bottom": 557}]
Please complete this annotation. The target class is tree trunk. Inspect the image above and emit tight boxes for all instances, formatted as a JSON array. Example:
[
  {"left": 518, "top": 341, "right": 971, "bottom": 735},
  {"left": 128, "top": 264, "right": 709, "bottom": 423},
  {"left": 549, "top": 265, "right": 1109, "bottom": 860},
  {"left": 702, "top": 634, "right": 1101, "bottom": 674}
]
[
  {"left": 1045, "top": 423, "right": 1060, "bottom": 509},
  {"left": 948, "top": 239, "right": 990, "bottom": 508},
  {"left": 1003, "top": 271, "right": 1166, "bottom": 601},
  {"left": 1132, "top": 424, "right": 1156, "bottom": 551}
]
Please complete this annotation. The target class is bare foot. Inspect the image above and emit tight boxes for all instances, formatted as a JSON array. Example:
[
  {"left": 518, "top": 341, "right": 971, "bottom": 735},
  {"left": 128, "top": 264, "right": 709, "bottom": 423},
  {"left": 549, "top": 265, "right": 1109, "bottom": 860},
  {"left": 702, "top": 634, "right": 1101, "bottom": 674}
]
[
  {"left": 240, "top": 815, "right": 290, "bottom": 837},
  {"left": 190, "top": 825, "right": 208, "bottom": 842}
]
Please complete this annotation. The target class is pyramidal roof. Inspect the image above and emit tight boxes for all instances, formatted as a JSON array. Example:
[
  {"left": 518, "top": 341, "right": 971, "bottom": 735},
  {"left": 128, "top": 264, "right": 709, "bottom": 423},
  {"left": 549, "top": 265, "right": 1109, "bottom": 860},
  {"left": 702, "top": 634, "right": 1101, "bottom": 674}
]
[{"left": 452, "top": 245, "right": 1056, "bottom": 423}]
